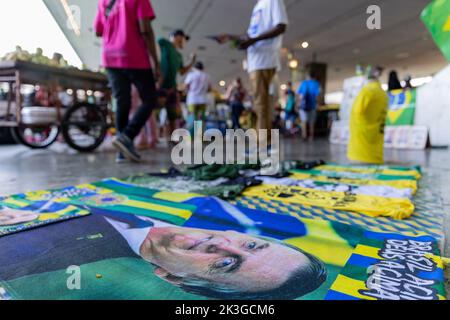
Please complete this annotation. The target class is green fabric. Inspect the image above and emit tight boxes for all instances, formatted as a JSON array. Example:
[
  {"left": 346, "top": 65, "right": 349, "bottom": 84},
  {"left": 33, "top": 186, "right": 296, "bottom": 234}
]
[
  {"left": 291, "top": 169, "right": 417, "bottom": 181},
  {"left": 3, "top": 258, "right": 205, "bottom": 300},
  {"left": 386, "top": 89, "right": 416, "bottom": 126},
  {"left": 328, "top": 163, "right": 421, "bottom": 174},
  {"left": 158, "top": 38, "right": 183, "bottom": 89},
  {"left": 182, "top": 162, "right": 323, "bottom": 182},
  {"left": 421, "top": 0, "right": 450, "bottom": 62},
  {"left": 92, "top": 181, "right": 160, "bottom": 199},
  {"left": 0, "top": 173, "right": 446, "bottom": 301},
  {"left": 0, "top": 198, "right": 90, "bottom": 237},
  {"left": 66, "top": 188, "right": 196, "bottom": 226},
  {"left": 121, "top": 175, "right": 246, "bottom": 200},
  {"left": 300, "top": 265, "right": 341, "bottom": 300},
  {"left": 184, "top": 164, "right": 260, "bottom": 181},
  {"left": 198, "top": 184, "right": 245, "bottom": 199}
]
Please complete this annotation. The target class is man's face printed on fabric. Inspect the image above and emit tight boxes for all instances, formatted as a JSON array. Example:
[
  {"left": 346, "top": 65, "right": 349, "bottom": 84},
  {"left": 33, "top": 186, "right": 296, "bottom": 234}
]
[
  {"left": 0, "top": 207, "right": 39, "bottom": 226},
  {"left": 139, "top": 226, "right": 311, "bottom": 294}
]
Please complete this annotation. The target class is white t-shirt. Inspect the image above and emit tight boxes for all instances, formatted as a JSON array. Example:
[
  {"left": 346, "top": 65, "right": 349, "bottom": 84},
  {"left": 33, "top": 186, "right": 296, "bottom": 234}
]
[
  {"left": 184, "top": 69, "right": 211, "bottom": 105},
  {"left": 256, "top": 176, "right": 413, "bottom": 199},
  {"left": 247, "top": 0, "right": 288, "bottom": 73}
]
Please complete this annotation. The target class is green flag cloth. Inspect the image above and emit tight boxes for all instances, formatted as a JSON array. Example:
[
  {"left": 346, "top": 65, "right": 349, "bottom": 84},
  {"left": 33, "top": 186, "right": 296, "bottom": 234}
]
[
  {"left": 386, "top": 89, "right": 416, "bottom": 126},
  {"left": 421, "top": 0, "right": 450, "bottom": 61}
]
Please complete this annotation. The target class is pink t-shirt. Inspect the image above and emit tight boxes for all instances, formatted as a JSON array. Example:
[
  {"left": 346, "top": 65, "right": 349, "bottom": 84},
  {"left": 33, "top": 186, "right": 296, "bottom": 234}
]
[{"left": 94, "top": 0, "right": 155, "bottom": 69}]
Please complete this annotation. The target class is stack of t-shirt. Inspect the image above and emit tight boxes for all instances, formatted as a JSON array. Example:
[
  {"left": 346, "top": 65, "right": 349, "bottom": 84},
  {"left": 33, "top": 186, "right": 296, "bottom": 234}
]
[
  {"left": 119, "top": 162, "right": 421, "bottom": 220},
  {"left": 242, "top": 163, "right": 421, "bottom": 220}
]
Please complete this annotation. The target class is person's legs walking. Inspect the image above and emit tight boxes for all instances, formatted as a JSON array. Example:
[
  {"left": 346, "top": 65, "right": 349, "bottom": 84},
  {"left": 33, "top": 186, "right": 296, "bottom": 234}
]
[
  {"left": 187, "top": 104, "right": 196, "bottom": 136},
  {"left": 231, "top": 103, "right": 237, "bottom": 129},
  {"left": 107, "top": 69, "right": 132, "bottom": 135},
  {"left": 231, "top": 102, "right": 244, "bottom": 129},
  {"left": 148, "top": 113, "right": 158, "bottom": 148},
  {"left": 300, "top": 110, "right": 308, "bottom": 140},
  {"left": 126, "top": 69, "right": 157, "bottom": 140},
  {"left": 112, "top": 69, "right": 156, "bottom": 162},
  {"left": 195, "top": 104, "right": 206, "bottom": 122},
  {"left": 195, "top": 104, "right": 206, "bottom": 136},
  {"left": 166, "top": 89, "right": 178, "bottom": 140},
  {"left": 250, "top": 69, "right": 275, "bottom": 146},
  {"left": 308, "top": 109, "right": 317, "bottom": 141},
  {"left": 107, "top": 68, "right": 133, "bottom": 162}
]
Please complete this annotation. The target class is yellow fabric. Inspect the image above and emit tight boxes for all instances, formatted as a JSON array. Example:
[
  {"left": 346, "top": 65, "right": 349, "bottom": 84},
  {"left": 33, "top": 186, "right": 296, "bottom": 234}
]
[
  {"left": 243, "top": 184, "right": 415, "bottom": 219},
  {"left": 153, "top": 191, "right": 201, "bottom": 203},
  {"left": 125, "top": 199, "right": 192, "bottom": 220},
  {"left": 330, "top": 275, "right": 377, "bottom": 300},
  {"left": 285, "top": 218, "right": 355, "bottom": 267},
  {"left": 315, "top": 165, "right": 421, "bottom": 180},
  {"left": 352, "top": 244, "right": 382, "bottom": 259},
  {"left": 347, "top": 81, "right": 389, "bottom": 164},
  {"left": 290, "top": 172, "right": 418, "bottom": 194},
  {"left": 23, "top": 184, "right": 112, "bottom": 203}
]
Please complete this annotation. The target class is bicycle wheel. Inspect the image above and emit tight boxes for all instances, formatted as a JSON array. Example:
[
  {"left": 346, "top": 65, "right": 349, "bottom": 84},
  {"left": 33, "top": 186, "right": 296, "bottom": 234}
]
[
  {"left": 10, "top": 124, "right": 60, "bottom": 149},
  {"left": 61, "top": 103, "right": 108, "bottom": 152}
]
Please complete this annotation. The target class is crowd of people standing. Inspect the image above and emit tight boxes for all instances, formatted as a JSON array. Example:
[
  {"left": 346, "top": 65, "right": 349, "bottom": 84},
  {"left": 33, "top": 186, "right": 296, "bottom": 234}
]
[
  {"left": 94, "top": 0, "right": 392, "bottom": 167},
  {"left": 94, "top": 0, "right": 294, "bottom": 163}
]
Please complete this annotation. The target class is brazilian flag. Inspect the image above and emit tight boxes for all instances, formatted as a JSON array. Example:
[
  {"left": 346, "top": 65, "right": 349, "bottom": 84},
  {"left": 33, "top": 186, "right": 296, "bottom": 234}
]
[
  {"left": 421, "top": 0, "right": 450, "bottom": 62},
  {"left": 386, "top": 89, "right": 416, "bottom": 125}
]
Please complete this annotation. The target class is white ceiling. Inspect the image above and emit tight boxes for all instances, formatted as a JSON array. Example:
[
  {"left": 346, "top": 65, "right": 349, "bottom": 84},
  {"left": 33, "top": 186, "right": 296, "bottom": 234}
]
[{"left": 44, "top": 0, "right": 448, "bottom": 92}]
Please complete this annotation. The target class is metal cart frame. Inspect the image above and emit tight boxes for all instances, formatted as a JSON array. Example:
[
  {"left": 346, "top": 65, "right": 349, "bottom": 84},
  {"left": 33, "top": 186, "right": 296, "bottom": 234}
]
[{"left": 0, "top": 60, "right": 112, "bottom": 151}]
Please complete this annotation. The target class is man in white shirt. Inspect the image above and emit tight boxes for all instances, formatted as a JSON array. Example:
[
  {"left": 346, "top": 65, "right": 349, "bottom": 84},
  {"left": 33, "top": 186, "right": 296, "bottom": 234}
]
[
  {"left": 184, "top": 62, "right": 212, "bottom": 135},
  {"left": 218, "top": 0, "right": 288, "bottom": 146}
]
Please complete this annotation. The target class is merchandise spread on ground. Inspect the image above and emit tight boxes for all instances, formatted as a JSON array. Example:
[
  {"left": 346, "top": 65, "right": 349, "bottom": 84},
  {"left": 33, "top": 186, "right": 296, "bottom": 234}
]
[
  {"left": 243, "top": 184, "right": 415, "bottom": 219},
  {"left": 0, "top": 162, "right": 446, "bottom": 300}
]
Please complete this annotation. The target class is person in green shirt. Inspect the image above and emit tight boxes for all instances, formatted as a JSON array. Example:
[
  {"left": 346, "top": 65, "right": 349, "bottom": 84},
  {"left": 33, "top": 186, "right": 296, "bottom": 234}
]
[{"left": 158, "top": 29, "right": 197, "bottom": 137}]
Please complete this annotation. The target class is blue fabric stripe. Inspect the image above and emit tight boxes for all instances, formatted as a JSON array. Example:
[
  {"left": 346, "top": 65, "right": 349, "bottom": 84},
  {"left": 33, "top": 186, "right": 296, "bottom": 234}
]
[
  {"left": 325, "top": 290, "right": 361, "bottom": 300},
  {"left": 347, "top": 254, "right": 379, "bottom": 268},
  {"left": 417, "top": 268, "right": 444, "bottom": 280},
  {"left": 363, "top": 231, "right": 437, "bottom": 243}
]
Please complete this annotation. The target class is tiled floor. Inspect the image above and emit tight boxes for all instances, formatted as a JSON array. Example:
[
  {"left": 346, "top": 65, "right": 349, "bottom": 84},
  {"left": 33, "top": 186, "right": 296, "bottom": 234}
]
[{"left": 1, "top": 137, "right": 449, "bottom": 292}]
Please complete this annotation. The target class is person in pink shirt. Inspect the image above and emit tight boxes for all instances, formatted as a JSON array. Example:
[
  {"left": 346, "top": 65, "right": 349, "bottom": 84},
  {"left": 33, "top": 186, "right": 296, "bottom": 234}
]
[{"left": 94, "top": 0, "right": 160, "bottom": 163}]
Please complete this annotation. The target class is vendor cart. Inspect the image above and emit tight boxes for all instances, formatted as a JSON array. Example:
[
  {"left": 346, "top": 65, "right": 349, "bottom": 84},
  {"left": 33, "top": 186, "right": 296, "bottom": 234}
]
[{"left": 0, "top": 60, "right": 112, "bottom": 152}]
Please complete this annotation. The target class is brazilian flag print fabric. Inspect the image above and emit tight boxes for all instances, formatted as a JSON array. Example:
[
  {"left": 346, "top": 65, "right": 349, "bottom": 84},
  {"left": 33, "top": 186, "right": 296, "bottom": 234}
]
[
  {"left": 0, "top": 163, "right": 446, "bottom": 300},
  {"left": 326, "top": 232, "right": 447, "bottom": 300},
  {"left": 292, "top": 168, "right": 418, "bottom": 181},
  {"left": 0, "top": 176, "right": 446, "bottom": 300},
  {"left": 314, "top": 164, "right": 421, "bottom": 178},
  {"left": 422, "top": 0, "right": 450, "bottom": 62},
  {"left": 242, "top": 185, "right": 415, "bottom": 219},
  {"left": 386, "top": 89, "right": 417, "bottom": 126},
  {"left": 291, "top": 172, "right": 418, "bottom": 194},
  {"left": 0, "top": 196, "right": 89, "bottom": 237}
]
